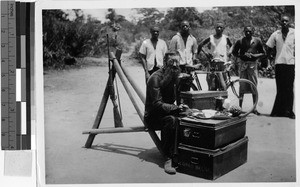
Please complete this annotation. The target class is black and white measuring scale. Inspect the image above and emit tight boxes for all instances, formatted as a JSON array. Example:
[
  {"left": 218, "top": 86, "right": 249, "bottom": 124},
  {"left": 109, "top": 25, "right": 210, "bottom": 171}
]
[{"left": 1, "top": 1, "right": 31, "bottom": 150}]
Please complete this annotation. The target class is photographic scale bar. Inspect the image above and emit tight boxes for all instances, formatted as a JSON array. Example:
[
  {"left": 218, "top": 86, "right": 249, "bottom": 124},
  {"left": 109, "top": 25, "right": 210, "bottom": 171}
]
[{"left": 1, "top": 1, "right": 31, "bottom": 150}]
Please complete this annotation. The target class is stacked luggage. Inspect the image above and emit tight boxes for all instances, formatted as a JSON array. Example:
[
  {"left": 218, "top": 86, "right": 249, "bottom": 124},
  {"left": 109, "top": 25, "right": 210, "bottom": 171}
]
[{"left": 176, "top": 90, "right": 248, "bottom": 180}]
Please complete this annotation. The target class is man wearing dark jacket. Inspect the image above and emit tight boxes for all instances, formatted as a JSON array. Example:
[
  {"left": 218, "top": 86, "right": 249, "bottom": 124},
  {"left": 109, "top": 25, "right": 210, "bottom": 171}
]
[{"left": 144, "top": 51, "right": 186, "bottom": 174}]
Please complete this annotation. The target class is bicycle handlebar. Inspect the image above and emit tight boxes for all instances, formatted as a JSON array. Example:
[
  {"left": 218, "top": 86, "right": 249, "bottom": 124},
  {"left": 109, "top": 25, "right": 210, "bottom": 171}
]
[{"left": 184, "top": 64, "right": 202, "bottom": 70}]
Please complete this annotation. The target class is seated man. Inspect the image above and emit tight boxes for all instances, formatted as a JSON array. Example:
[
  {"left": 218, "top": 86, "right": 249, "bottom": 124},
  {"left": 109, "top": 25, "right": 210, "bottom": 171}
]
[{"left": 144, "top": 51, "right": 186, "bottom": 174}]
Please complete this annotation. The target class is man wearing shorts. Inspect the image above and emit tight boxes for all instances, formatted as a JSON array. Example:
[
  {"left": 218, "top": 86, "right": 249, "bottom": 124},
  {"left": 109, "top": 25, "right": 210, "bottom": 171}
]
[{"left": 231, "top": 26, "right": 265, "bottom": 115}]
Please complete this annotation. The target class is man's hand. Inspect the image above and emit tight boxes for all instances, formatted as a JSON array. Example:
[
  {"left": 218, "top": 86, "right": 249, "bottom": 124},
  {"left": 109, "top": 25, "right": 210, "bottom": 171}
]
[
  {"left": 178, "top": 104, "right": 193, "bottom": 117},
  {"left": 266, "top": 65, "right": 273, "bottom": 71},
  {"left": 178, "top": 104, "right": 189, "bottom": 111},
  {"left": 245, "top": 52, "right": 261, "bottom": 59},
  {"left": 193, "top": 58, "right": 200, "bottom": 65},
  {"left": 244, "top": 52, "right": 252, "bottom": 58}
]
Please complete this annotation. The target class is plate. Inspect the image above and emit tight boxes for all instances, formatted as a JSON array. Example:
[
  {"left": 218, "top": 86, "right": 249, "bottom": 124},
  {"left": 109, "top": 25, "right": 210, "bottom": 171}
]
[
  {"left": 201, "top": 109, "right": 217, "bottom": 118},
  {"left": 188, "top": 110, "right": 233, "bottom": 120},
  {"left": 190, "top": 110, "right": 215, "bottom": 119}
]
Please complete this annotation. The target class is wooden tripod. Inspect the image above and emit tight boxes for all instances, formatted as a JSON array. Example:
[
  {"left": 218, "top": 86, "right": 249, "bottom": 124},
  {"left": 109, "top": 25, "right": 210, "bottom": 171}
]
[{"left": 83, "top": 49, "right": 165, "bottom": 157}]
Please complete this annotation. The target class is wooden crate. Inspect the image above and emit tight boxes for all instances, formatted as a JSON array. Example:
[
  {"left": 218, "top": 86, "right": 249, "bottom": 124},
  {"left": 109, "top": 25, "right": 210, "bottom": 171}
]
[{"left": 180, "top": 90, "right": 227, "bottom": 110}]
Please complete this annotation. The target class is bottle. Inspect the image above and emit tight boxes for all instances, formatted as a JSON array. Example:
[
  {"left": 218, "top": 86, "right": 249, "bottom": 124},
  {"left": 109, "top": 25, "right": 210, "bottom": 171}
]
[
  {"left": 223, "top": 98, "right": 231, "bottom": 110},
  {"left": 215, "top": 96, "right": 224, "bottom": 111}
]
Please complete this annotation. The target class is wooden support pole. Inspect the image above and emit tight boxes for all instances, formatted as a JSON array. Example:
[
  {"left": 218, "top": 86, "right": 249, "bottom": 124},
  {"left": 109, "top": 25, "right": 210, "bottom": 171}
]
[
  {"left": 110, "top": 52, "right": 144, "bottom": 121},
  {"left": 110, "top": 52, "right": 165, "bottom": 157},
  {"left": 83, "top": 126, "right": 146, "bottom": 134},
  {"left": 84, "top": 80, "right": 110, "bottom": 148},
  {"left": 121, "top": 65, "right": 146, "bottom": 104},
  {"left": 109, "top": 65, "right": 123, "bottom": 128}
]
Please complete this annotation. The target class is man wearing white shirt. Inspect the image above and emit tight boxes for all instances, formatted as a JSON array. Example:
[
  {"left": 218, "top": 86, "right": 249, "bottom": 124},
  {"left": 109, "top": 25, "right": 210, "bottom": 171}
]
[
  {"left": 139, "top": 26, "right": 168, "bottom": 83},
  {"left": 169, "top": 20, "right": 198, "bottom": 66},
  {"left": 266, "top": 15, "right": 295, "bottom": 119},
  {"left": 169, "top": 21, "right": 198, "bottom": 93}
]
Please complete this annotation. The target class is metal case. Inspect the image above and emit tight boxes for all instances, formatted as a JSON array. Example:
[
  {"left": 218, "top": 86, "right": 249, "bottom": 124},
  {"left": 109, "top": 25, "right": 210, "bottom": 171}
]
[
  {"left": 177, "top": 136, "right": 248, "bottom": 180},
  {"left": 179, "top": 117, "right": 246, "bottom": 149}
]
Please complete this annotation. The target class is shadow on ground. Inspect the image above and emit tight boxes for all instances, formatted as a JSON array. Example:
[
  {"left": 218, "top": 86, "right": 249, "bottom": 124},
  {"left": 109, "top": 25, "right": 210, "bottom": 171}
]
[{"left": 90, "top": 143, "right": 165, "bottom": 168}]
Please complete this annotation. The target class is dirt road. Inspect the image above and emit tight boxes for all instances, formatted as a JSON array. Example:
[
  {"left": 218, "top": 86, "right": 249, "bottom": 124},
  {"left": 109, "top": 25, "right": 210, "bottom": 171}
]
[{"left": 43, "top": 58, "right": 296, "bottom": 184}]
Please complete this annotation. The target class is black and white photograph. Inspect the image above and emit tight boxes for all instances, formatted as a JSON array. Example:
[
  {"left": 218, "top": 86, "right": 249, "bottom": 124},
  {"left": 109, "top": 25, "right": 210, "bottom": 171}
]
[{"left": 36, "top": 0, "right": 298, "bottom": 186}]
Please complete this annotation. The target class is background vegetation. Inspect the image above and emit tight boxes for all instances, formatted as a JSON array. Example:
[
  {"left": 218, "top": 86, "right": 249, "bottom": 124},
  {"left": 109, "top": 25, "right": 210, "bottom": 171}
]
[{"left": 43, "top": 6, "right": 294, "bottom": 74}]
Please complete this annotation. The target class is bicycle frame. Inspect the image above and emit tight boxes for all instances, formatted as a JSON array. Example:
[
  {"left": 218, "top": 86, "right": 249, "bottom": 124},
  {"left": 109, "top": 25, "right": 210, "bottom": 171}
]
[{"left": 224, "top": 70, "right": 239, "bottom": 97}]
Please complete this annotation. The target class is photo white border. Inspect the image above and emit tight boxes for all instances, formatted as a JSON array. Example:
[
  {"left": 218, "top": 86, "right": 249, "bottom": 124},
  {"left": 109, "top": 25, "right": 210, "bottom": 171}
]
[{"left": 34, "top": 0, "right": 300, "bottom": 187}]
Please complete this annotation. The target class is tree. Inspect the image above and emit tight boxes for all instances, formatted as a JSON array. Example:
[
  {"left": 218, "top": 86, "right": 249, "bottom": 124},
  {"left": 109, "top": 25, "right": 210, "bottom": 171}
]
[
  {"left": 163, "top": 7, "right": 202, "bottom": 31},
  {"left": 134, "top": 8, "right": 164, "bottom": 27},
  {"left": 43, "top": 10, "right": 71, "bottom": 68},
  {"left": 217, "top": 6, "right": 295, "bottom": 42},
  {"left": 104, "top": 9, "right": 134, "bottom": 51}
]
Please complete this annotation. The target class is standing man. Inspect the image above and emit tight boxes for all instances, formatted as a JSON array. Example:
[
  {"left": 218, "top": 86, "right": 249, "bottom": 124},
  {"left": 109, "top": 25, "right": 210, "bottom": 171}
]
[
  {"left": 144, "top": 51, "right": 188, "bottom": 175},
  {"left": 169, "top": 21, "right": 198, "bottom": 93},
  {"left": 231, "top": 26, "right": 265, "bottom": 115},
  {"left": 198, "top": 22, "right": 232, "bottom": 63},
  {"left": 169, "top": 20, "right": 198, "bottom": 66},
  {"left": 197, "top": 22, "right": 233, "bottom": 90},
  {"left": 139, "top": 26, "right": 168, "bottom": 83},
  {"left": 266, "top": 15, "right": 295, "bottom": 119}
]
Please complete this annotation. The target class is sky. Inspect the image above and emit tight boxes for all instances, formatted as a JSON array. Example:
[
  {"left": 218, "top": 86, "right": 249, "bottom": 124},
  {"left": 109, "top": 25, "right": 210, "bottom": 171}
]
[{"left": 66, "top": 7, "right": 212, "bottom": 23}]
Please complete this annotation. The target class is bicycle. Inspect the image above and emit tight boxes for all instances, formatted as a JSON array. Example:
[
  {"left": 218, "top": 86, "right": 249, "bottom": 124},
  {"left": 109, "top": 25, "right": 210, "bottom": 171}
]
[{"left": 177, "top": 56, "right": 258, "bottom": 116}]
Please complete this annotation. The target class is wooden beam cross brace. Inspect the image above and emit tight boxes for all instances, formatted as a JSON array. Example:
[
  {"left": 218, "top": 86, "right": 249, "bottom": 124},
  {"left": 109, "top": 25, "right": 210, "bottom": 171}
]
[{"left": 83, "top": 49, "right": 165, "bottom": 158}]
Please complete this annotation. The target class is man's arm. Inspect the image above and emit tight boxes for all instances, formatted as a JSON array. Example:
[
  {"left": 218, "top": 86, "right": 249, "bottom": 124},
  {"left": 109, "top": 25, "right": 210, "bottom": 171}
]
[
  {"left": 265, "top": 32, "right": 276, "bottom": 68},
  {"left": 266, "top": 46, "right": 274, "bottom": 67},
  {"left": 148, "top": 76, "right": 179, "bottom": 115},
  {"left": 227, "top": 37, "right": 233, "bottom": 48},
  {"left": 250, "top": 39, "right": 266, "bottom": 59},
  {"left": 227, "top": 37, "right": 233, "bottom": 58},
  {"left": 197, "top": 37, "right": 210, "bottom": 55},
  {"left": 192, "top": 37, "right": 198, "bottom": 63},
  {"left": 139, "top": 52, "right": 150, "bottom": 81},
  {"left": 169, "top": 35, "right": 177, "bottom": 52},
  {"left": 231, "top": 40, "right": 241, "bottom": 58}
]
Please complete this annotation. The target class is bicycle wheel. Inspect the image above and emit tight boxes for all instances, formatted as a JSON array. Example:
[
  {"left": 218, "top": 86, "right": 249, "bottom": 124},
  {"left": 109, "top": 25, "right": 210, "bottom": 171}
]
[{"left": 226, "top": 78, "right": 258, "bottom": 116}]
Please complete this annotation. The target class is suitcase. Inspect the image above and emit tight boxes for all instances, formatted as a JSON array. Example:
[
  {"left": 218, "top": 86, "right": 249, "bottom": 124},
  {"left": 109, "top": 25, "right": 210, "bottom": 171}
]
[
  {"left": 179, "top": 117, "right": 246, "bottom": 149},
  {"left": 180, "top": 90, "right": 228, "bottom": 110},
  {"left": 176, "top": 136, "right": 248, "bottom": 180}
]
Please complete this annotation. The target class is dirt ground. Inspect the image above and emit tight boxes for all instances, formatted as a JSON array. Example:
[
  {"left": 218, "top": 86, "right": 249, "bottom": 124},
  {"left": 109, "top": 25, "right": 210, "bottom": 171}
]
[{"left": 43, "top": 54, "right": 296, "bottom": 185}]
